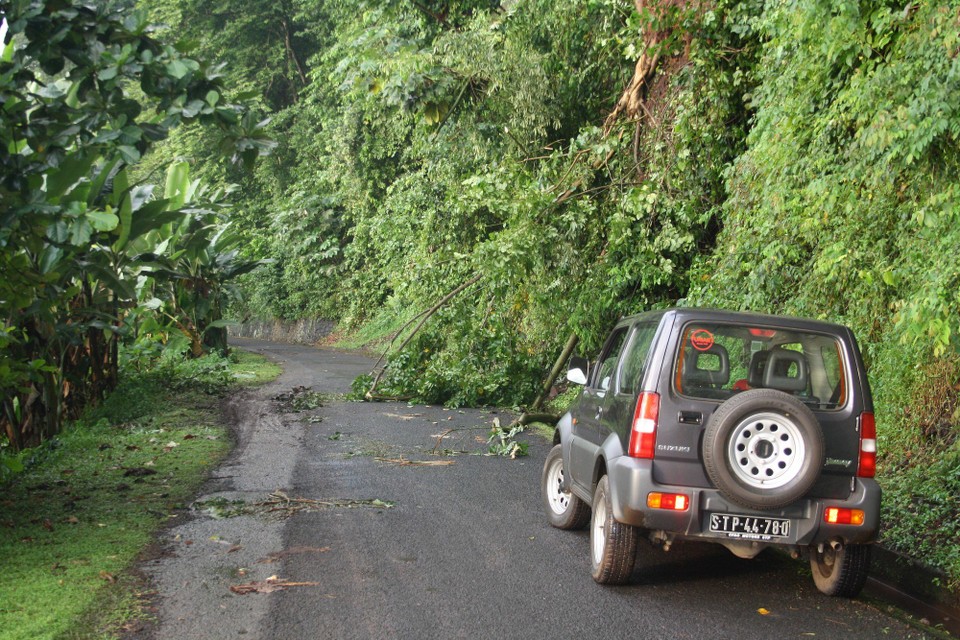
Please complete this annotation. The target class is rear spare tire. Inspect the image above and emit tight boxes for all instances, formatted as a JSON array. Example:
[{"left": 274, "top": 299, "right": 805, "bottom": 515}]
[{"left": 703, "top": 389, "right": 824, "bottom": 510}]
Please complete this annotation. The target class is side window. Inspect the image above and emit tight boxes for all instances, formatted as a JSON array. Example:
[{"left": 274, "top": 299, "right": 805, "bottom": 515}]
[
  {"left": 593, "top": 327, "right": 628, "bottom": 392},
  {"left": 618, "top": 322, "right": 658, "bottom": 395},
  {"left": 820, "top": 344, "right": 846, "bottom": 407}
]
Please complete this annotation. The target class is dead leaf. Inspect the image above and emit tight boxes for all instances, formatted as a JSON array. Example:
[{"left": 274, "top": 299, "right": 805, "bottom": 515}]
[
  {"left": 99, "top": 571, "right": 116, "bottom": 583},
  {"left": 228, "top": 545, "right": 243, "bottom": 553},
  {"left": 183, "top": 434, "right": 196, "bottom": 440},
  {"left": 230, "top": 576, "right": 320, "bottom": 595},
  {"left": 124, "top": 467, "right": 157, "bottom": 478},
  {"left": 66, "top": 516, "right": 80, "bottom": 525},
  {"left": 383, "top": 412, "right": 415, "bottom": 421},
  {"left": 757, "top": 608, "right": 770, "bottom": 616},
  {"left": 42, "top": 519, "right": 53, "bottom": 531}
]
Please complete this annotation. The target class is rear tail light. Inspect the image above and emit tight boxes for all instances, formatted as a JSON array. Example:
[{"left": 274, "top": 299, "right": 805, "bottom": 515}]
[
  {"left": 647, "top": 492, "right": 689, "bottom": 511},
  {"left": 857, "top": 412, "right": 877, "bottom": 478},
  {"left": 824, "top": 507, "right": 865, "bottom": 525},
  {"left": 628, "top": 392, "right": 660, "bottom": 459}
]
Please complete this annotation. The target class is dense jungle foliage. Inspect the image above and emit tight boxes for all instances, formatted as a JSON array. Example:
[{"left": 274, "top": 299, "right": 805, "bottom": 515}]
[
  {"left": 2, "top": 0, "right": 958, "bottom": 588},
  {"left": 0, "top": 0, "right": 274, "bottom": 454},
  {"left": 134, "top": 0, "right": 959, "bottom": 585}
]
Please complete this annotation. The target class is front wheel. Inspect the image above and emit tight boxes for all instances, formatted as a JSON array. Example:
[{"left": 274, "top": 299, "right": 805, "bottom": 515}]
[
  {"left": 590, "top": 475, "right": 638, "bottom": 584},
  {"left": 541, "top": 445, "right": 590, "bottom": 529},
  {"left": 810, "top": 543, "right": 871, "bottom": 597}
]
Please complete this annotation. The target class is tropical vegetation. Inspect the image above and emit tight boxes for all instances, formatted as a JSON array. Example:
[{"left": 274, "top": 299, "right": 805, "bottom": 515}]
[{"left": 2, "top": 0, "right": 958, "bottom": 593}]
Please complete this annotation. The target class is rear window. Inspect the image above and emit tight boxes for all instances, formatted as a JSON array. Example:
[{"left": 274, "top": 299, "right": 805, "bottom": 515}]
[{"left": 673, "top": 322, "right": 847, "bottom": 409}]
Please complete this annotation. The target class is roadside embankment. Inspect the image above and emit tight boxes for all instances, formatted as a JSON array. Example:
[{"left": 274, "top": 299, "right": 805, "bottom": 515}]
[{"left": 230, "top": 318, "right": 335, "bottom": 344}]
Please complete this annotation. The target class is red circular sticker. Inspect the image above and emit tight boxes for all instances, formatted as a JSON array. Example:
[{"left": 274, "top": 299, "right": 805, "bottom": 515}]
[{"left": 690, "top": 329, "right": 715, "bottom": 352}]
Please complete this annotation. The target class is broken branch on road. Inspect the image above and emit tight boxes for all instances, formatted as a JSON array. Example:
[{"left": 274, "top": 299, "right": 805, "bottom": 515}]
[
  {"left": 375, "top": 456, "right": 455, "bottom": 467},
  {"left": 229, "top": 575, "right": 320, "bottom": 595}
]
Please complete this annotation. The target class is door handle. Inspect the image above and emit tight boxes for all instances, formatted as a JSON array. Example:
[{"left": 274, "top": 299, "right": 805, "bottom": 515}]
[{"left": 678, "top": 411, "right": 702, "bottom": 425}]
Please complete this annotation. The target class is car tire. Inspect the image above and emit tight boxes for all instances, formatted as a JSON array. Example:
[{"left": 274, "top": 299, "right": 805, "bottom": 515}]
[
  {"left": 810, "top": 543, "right": 871, "bottom": 597},
  {"left": 703, "top": 389, "right": 824, "bottom": 510},
  {"left": 590, "top": 475, "right": 638, "bottom": 584},
  {"left": 541, "top": 445, "right": 590, "bottom": 529}
]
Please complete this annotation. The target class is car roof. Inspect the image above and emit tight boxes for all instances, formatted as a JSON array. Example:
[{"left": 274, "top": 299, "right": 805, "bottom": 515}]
[{"left": 618, "top": 307, "right": 852, "bottom": 335}]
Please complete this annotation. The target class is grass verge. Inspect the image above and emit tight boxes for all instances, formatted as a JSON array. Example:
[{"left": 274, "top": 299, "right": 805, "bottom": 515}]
[{"left": 0, "top": 348, "right": 281, "bottom": 640}]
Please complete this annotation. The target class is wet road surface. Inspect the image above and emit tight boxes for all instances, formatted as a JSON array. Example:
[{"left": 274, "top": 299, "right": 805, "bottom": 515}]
[{"left": 140, "top": 339, "right": 930, "bottom": 639}]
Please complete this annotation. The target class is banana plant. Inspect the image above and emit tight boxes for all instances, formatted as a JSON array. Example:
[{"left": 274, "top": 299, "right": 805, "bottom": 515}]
[
  {"left": 0, "top": 1, "right": 270, "bottom": 451},
  {"left": 134, "top": 163, "right": 268, "bottom": 357}
]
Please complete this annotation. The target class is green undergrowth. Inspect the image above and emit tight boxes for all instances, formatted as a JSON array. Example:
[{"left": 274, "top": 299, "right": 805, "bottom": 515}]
[
  {"left": 331, "top": 303, "right": 422, "bottom": 353},
  {"left": 0, "top": 347, "right": 280, "bottom": 640}
]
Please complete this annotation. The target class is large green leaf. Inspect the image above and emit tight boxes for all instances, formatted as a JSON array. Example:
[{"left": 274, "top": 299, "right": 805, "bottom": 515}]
[
  {"left": 164, "top": 161, "right": 191, "bottom": 210},
  {"left": 127, "top": 201, "right": 182, "bottom": 242},
  {"left": 45, "top": 155, "right": 97, "bottom": 201},
  {"left": 87, "top": 210, "right": 120, "bottom": 232}
]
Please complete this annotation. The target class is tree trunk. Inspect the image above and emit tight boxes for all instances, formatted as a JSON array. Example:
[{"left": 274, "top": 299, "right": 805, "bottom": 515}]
[
  {"left": 531, "top": 332, "right": 579, "bottom": 412},
  {"left": 603, "top": 0, "right": 690, "bottom": 134},
  {"left": 280, "top": 16, "right": 308, "bottom": 96}
]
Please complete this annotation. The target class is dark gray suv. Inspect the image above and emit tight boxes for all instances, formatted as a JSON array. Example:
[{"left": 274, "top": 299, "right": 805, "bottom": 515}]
[{"left": 541, "top": 308, "right": 880, "bottom": 597}]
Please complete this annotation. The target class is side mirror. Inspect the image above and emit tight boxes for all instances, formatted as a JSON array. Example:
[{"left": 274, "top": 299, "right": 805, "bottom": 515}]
[{"left": 567, "top": 356, "right": 589, "bottom": 386}]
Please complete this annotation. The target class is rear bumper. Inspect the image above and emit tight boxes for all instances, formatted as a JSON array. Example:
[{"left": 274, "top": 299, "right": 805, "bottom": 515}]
[{"left": 608, "top": 455, "right": 881, "bottom": 547}]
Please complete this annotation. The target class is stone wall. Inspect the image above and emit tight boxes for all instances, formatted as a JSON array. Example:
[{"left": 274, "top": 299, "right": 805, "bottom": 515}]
[{"left": 229, "top": 318, "right": 335, "bottom": 344}]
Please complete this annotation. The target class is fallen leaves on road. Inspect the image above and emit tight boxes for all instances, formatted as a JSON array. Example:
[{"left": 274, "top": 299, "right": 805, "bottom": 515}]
[
  {"left": 375, "top": 456, "right": 454, "bottom": 467},
  {"left": 257, "top": 491, "right": 395, "bottom": 517},
  {"left": 229, "top": 575, "right": 320, "bottom": 595},
  {"left": 757, "top": 608, "right": 770, "bottom": 616}
]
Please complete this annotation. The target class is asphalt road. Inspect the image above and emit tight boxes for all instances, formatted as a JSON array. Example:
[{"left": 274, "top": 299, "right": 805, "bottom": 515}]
[{"left": 138, "top": 339, "right": 930, "bottom": 640}]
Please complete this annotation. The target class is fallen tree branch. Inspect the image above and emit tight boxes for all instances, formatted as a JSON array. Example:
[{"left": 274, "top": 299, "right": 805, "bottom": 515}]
[
  {"left": 375, "top": 456, "right": 455, "bottom": 467},
  {"left": 431, "top": 426, "right": 489, "bottom": 454},
  {"left": 531, "top": 332, "right": 579, "bottom": 412},
  {"left": 230, "top": 576, "right": 320, "bottom": 595},
  {"left": 366, "top": 273, "right": 483, "bottom": 400}
]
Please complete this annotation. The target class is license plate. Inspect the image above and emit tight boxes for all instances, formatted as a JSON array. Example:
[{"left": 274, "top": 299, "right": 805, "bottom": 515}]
[{"left": 708, "top": 513, "right": 791, "bottom": 540}]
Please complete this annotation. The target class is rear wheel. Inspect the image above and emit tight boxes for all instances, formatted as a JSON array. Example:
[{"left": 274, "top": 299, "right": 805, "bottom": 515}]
[
  {"left": 590, "top": 475, "right": 638, "bottom": 584},
  {"left": 541, "top": 445, "right": 590, "bottom": 529},
  {"left": 810, "top": 543, "right": 871, "bottom": 597}
]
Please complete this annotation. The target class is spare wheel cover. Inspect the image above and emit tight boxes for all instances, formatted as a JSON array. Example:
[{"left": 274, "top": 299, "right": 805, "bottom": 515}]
[{"left": 703, "top": 389, "right": 824, "bottom": 510}]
